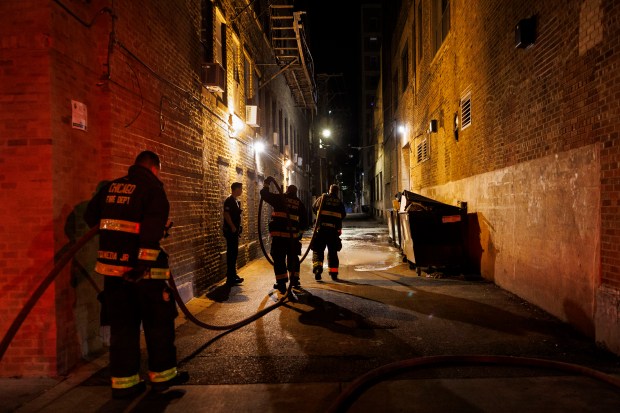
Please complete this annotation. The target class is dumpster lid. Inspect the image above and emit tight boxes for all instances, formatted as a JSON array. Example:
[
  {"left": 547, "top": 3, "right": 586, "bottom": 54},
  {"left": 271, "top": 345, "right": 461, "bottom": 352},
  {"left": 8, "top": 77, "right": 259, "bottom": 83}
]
[{"left": 399, "top": 190, "right": 462, "bottom": 213}]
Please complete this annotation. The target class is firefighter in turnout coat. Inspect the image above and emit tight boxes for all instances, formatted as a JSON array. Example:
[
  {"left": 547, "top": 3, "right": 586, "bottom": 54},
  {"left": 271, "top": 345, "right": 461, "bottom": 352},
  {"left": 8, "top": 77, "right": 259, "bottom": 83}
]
[
  {"left": 260, "top": 178, "right": 308, "bottom": 293},
  {"left": 84, "top": 151, "right": 188, "bottom": 399},
  {"left": 312, "top": 184, "right": 347, "bottom": 280}
]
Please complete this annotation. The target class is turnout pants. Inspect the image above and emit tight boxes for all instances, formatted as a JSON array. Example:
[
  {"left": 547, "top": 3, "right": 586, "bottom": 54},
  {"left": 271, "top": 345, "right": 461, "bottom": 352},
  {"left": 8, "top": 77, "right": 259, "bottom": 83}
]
[
  {"left": 271, "top": 237, "right": 301, "bottom": 284},
  {"left": 102, "top": 276, "right": 178, "bottom": 388},
  {"left": 311, "top": 229, "right": 341, "bottom": 275}
]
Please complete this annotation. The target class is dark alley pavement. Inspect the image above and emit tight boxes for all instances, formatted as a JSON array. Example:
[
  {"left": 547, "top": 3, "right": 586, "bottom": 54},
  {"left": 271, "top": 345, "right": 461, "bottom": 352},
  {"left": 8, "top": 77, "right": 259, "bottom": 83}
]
[{"left": 2, "top": 214, "right": 620, "bottom": 412}]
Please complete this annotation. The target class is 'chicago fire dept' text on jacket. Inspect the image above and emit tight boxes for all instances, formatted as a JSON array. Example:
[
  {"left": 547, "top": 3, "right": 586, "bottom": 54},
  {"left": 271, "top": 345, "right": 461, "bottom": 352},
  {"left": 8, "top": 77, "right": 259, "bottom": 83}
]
[
  {"left": 84, "top": 164, "right": 170, "bottom": 279},
  {"left": 260, "top": 187, "right": 308, "bottom": 238},
  {"left": 313, "top": 193, "right": 346, "bottom": 231}
]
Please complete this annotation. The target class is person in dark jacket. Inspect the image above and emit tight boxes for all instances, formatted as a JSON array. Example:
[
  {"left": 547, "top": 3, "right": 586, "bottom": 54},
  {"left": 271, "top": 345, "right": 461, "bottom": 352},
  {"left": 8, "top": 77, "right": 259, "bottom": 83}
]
[
  {"left": 84, "top": 151, "right": 188, "bottom": 399},
  {"left": 223, "top": 182, "right": 244, "bottom": 286},
  {"left": 312, "top": 184, "right": 347, "bottom": 280},
  {"left": 260, "top": 178, "right": 308, "bottom": 293}
]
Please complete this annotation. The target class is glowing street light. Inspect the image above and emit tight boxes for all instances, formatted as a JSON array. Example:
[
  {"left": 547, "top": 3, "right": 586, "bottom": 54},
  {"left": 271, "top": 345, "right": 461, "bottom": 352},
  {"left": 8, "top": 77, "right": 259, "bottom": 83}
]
[{"left": 321, "top": 128, "right": 331, "bottom": 138}]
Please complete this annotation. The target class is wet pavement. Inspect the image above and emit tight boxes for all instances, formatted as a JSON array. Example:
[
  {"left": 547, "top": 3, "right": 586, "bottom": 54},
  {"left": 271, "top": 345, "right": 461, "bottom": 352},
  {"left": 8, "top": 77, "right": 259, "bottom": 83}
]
[{"left": 3, "top": 213, "right": 620, "bottom": 412}]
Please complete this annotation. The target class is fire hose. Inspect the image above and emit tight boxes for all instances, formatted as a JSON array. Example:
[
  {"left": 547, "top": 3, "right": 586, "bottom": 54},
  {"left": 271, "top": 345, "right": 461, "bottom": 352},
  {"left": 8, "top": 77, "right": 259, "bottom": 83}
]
[
  {"left": 0, "top": 177, "right": 325, "bottom": 358},
  {"left": 2, "top": 196, "right": 619, "bottom": 412},
  {"left": 326, "top": 354, "right": 620, "bottom": 413}
]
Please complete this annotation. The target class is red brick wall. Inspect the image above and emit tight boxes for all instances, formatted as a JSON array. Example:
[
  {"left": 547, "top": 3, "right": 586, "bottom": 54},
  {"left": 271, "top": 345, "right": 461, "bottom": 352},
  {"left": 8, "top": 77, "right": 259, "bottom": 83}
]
[
  {"left": 391, "top": 0, "right": 620, "bottom": 350},
  {"left": 1, "top": 0, "right": 312, "bottom": 376},
  {"left": 0, "top": 1, "right": 57, "bottom": 376}
]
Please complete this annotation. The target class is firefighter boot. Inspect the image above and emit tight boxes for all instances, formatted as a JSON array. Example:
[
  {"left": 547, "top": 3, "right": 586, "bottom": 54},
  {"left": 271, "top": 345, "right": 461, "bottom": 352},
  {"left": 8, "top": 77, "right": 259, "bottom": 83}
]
[
  {"left": 290, "top": 275, "right": 301, "bottom": 289},
  {"left": 313, "top": 265, "right": 323, "bottom": 281},
  {"left": 112, "top": 381, "right": 146, "bottom": 399},
  {"left": 151, "top": 371, "right": 190, "bottom": 393},
  {"left": 329, "top": 271, "right": 338, "bottom": 281},
  {"left": 273, "top": 281, "right": 287, "bottom": 294}
]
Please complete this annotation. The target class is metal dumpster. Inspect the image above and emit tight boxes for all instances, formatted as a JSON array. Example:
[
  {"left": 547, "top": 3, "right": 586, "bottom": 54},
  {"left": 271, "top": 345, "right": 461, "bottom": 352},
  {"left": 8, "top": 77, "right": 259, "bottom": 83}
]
[
  {"left": 398, "top": 190, "right": 466, "bottom": 274},
  {"left": 387, "top": 210, "right": 396, "bottom": 243}
]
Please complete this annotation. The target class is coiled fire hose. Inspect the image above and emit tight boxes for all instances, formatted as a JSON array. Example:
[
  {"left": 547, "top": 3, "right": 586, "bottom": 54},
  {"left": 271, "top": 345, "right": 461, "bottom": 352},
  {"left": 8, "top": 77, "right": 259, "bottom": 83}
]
[{"left": 326, "top": 354, "right": 620, "bottom": 413}]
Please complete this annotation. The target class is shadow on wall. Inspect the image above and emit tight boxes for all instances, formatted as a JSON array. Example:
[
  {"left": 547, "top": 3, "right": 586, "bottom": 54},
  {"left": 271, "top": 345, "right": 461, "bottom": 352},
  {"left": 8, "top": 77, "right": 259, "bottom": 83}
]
[
  {"left": 63, "top": 181, "right": 109, "bottom": 358},
  {"left": 466, "top": 212, "right": 497, "bottom": 282}
]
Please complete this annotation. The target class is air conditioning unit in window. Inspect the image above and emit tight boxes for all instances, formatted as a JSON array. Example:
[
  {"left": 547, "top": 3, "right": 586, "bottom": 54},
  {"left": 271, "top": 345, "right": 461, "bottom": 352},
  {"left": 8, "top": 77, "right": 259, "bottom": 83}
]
[
  {"left": 202, "top": 63, "right": 225, "bottom": 92},
  {"left": 246, "top": 105, "right": 259, "bottom": 127}
]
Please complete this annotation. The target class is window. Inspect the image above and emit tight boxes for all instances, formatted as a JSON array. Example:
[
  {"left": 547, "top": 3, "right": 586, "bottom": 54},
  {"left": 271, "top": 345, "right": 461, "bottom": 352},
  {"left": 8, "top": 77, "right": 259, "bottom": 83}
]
[
  {"left": 232, "top": 36, "right": 240, "bottom": 83},
  {"left": 214, "top": 8, "right": 226, "bottom": 66},
  {"left": 432, "top": 0, "right": 450, "bottom": 55},
  {"left": 460, "top": 92, "right": 472, "bottom": 130},
  {"left": 244, "top": 56, "right": 250, "bottom": 102},
  {"left": 401, "top": 43, "right": 409, "bottom": 93}
]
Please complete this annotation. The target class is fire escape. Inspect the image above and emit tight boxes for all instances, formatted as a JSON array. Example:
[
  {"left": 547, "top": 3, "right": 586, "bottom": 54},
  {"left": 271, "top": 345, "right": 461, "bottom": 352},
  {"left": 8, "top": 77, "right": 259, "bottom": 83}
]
[{"left": 269, "top": 3, "right": 317, "bottom": 111}]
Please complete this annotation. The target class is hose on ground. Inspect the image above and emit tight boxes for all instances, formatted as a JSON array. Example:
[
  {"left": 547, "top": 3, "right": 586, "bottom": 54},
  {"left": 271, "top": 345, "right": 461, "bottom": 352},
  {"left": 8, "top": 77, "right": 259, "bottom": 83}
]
[{"left": 326, "top": 354, "right": 620, "bottom": 413}]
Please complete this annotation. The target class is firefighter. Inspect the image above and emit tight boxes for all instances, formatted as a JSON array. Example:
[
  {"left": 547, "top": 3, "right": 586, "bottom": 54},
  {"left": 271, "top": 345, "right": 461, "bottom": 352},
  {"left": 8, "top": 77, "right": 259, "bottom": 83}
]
[
  {"left": 260, "top": 178, "right": 308, "bottom": 293},
  {"left": 312, "top": 184, "right": 347, "bottom": 280},
  {"left": 84, "top": 151, "right": 188, "bottom": 399}
]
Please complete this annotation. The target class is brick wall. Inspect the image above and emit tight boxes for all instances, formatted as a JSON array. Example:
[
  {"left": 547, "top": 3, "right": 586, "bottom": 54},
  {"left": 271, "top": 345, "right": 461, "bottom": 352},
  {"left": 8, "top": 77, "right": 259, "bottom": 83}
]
[
  {"left": 1, "top": 0, "right": 312, "bottom": 376},
  {"left": 390, "top": 0, "right": 620, "bottom": 352}
]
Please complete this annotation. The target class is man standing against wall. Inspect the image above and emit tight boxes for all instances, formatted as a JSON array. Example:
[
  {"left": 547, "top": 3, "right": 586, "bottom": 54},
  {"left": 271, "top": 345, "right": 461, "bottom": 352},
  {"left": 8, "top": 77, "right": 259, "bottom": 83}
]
[
  {"left": 223, "top": 182, "right": 244, "bottom": 286},
  {"left": 312, "top": 184, "right": 347, "bottom": 280}
]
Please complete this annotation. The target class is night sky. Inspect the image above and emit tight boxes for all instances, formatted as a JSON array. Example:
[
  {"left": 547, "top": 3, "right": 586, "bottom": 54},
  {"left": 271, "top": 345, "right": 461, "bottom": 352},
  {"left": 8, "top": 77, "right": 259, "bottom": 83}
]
[{"left": 302, "top": 0, "right": 361, "bottom": 145}]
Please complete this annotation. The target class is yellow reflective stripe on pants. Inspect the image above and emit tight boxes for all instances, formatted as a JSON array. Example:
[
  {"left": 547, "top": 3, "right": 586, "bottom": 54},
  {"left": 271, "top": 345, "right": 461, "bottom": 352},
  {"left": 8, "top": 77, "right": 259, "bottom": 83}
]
[
  {"left": 320, "top": 222, "right": 336, "bottom": 228},
  {"left": 149, "top": 367, "right": 178, "bottom": 383},
  {"left": 138, "top": 248, "right": 159, "bottom": 261},
  {"left": 111, "top": 374, "right": 141, "bottom": 389},
  {"left": 100, "top": 219, "right": 140, "bottom": 234},
  {"left": 275, "top": 273, "right": 288, "bottom": 280}
]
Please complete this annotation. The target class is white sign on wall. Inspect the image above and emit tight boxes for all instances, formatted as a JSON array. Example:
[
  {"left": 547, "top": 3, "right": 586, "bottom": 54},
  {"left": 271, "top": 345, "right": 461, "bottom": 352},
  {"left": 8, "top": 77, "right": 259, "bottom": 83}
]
[{"left": 71, "top": 100, "right": 87, "bottom": 131}]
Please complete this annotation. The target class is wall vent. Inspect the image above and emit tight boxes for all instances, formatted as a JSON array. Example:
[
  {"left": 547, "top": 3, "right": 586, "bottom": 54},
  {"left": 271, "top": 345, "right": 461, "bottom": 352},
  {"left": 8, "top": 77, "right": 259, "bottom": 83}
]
[
  {"left": 416, "top": 138, "right": 429, "bottom": 163},
  {"left": 460, "top": 92, "right": 472, "bottom": 130}
]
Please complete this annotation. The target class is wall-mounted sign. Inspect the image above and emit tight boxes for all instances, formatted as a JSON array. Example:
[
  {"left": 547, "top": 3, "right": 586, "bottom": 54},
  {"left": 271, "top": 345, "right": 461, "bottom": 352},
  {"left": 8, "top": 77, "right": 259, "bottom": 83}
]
[{"left": 71, "top": 100, "right": 87, "bottom": 131}]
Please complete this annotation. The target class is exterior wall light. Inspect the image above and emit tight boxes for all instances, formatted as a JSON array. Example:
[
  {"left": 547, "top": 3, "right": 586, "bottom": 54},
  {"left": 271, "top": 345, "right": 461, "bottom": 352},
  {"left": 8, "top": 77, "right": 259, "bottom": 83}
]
[{"left": 254, "top": 140, "right": 265, "bottom": 153}]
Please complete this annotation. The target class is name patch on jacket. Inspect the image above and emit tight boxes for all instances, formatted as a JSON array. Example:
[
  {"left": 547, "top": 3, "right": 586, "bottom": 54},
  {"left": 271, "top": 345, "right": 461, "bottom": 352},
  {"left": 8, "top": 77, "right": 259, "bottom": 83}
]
[{"left": 105, "top": 184, "right": 137, "bottom": 205}]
